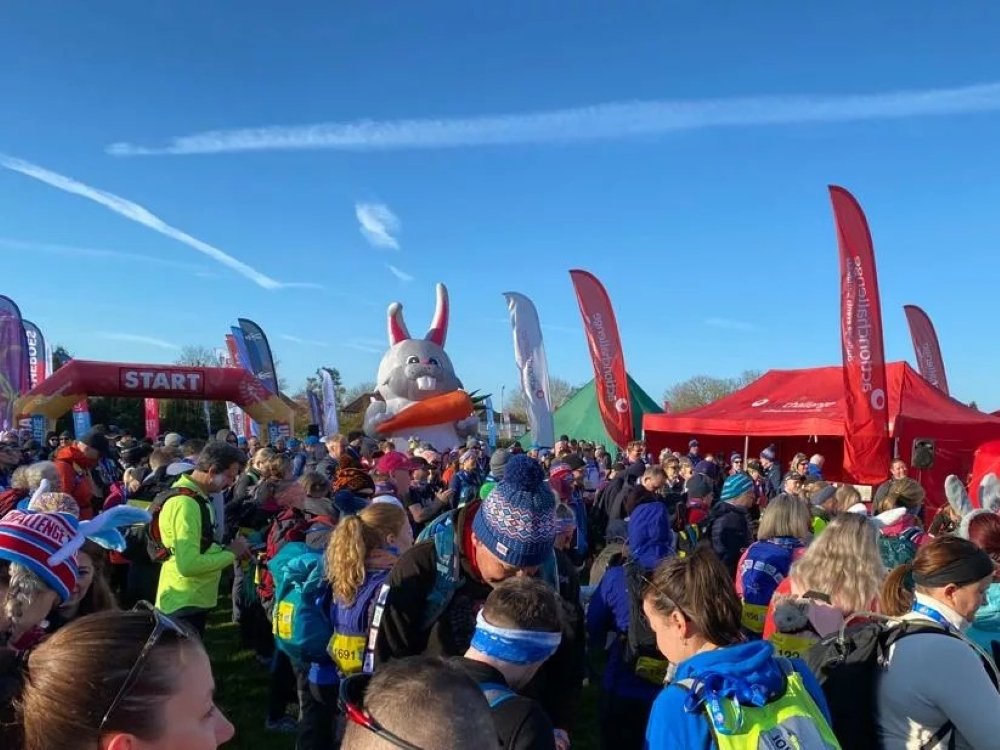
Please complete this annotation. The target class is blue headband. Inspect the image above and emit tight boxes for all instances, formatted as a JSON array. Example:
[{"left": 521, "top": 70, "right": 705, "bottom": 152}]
[{"left": 469, "top": 610, "right": 562, "bottom": 665}]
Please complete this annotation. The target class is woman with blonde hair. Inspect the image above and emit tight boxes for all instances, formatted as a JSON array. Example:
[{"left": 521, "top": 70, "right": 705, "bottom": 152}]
[
  {"left": 874, "top": 477, "right": 930, "bottom": 569},
  {"left": 300, "top": 502, "right": 413, "bottom": 749},
  {"left": 735, "top": 495, "right": 812, "bottom": 638},
  {"left": 763, "top": 513, "right": 885, "bottom": 657}
]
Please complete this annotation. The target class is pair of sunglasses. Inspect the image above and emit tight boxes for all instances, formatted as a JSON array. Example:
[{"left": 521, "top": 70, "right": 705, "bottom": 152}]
[
  {"left": 339, "top": 673, "right": 423, "bottom": 750},
  {"left": 98, "top": 602, "right": 190, "bottom": 731}
]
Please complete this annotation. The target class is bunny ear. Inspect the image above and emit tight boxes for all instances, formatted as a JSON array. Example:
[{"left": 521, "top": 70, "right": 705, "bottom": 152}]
[
  {"left": 945, "top": 475, "right": 973, "bottom": 517},
  {"left": 387, "top": 302, "right": 411, "bottom": 346},
  {"left": 980, "top": 473, "right": 1000, "bottom": 514},
  {"left": 47, "top": 505, "right": 152, "bottom": 567},
  {"left": 28, "top": 478, "right": 50, "bottom": 509},
  {"left": 425, "top": 283, "right": 449, "bottom": 347}
]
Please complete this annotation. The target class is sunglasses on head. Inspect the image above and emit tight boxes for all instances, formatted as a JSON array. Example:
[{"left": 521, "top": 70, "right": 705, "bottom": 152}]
[
  {"left": 339, "top": 673, "right": 423, "bottom": 750},
  {"left": 99, "top": 602, "right": 190, "bottom": 731}
]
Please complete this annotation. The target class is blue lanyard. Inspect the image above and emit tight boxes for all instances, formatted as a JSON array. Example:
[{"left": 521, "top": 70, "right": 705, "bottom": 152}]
[{"left": 912, "top": 602, "right": 953, "bottom": 631}]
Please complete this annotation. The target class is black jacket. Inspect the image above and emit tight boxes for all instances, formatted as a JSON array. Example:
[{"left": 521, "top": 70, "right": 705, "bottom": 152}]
[
  {"left": 453, "top": 658, "right": 556, "bottom": 750},
  {"left": 375, "top": 502, "right": 585, "bottom": 732},
  {"left": 764, "top": 463, "right": 782, "bottom": 498},
  {"left": 707, "top": 501, "right": 752, "bottom": 577}
]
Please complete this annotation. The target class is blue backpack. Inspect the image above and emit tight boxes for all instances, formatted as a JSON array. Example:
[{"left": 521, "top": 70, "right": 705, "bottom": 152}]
[
  {"left": 739, "top": 538, "right": 803, "bottom": 636},
  {"left": 271, "top": 542, "right": 332, "bottom": 663},
  {"left": 416, "top": 512, "right": 560, "bottom": 631}
]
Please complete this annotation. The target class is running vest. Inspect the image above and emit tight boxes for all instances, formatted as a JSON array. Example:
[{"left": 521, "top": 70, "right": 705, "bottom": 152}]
[
  {"left": 673, "top": 658, "right": 842, "bottom": 750},
  {"left": 327, "top": 569, "right": 390, "bottom": 677},
  {"left": 738, "top": 538, "right": 804, "bottom": 636}
]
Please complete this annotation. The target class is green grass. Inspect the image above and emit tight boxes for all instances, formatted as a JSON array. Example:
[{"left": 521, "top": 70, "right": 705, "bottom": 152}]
[{"left": 204, "top": 604, "right": 601, "bottom": 750}]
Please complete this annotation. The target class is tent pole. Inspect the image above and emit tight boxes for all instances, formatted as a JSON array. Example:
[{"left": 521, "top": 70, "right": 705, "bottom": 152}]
[{"left": 744, "top": 435, "right": 749, "bottom": 462}]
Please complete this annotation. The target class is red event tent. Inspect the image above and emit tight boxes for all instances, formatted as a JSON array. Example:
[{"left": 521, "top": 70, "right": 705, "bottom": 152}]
[{"left": 642, "top": 362, "right": 1000, "bottom": 513}]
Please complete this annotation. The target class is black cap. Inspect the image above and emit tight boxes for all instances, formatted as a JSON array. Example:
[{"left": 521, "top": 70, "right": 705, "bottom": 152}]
[
  {"left": 562, "top": 454, "right": 586, "bottom": 471},
  {"left": 686, "top": 474, "right": 713, "bottom": 499},
  {"left": 626, "top": 461, "right": 647, "bottom": 479}
]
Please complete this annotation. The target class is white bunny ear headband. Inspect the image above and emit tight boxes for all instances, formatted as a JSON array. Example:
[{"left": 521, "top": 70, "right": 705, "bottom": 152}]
[{"left": 946, "top": 473, "right": 1000, "bottom": 539}]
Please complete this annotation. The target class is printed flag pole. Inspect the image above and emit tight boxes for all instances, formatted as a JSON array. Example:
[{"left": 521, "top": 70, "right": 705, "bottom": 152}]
[
  {"left": 568, "top": 270, "right": 634, "bottom": 449},
  {"left": 503, "top": 292, "right": 554, "bottom": 449},
  {"left": 903, "top": 304, "right": 950, "bottom": 396},
  {"left": 830, "top": 186, "right": 890, "bottom": 484}
]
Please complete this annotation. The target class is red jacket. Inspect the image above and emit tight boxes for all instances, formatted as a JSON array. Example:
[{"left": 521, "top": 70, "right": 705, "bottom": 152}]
[{"left": 53, "top": 446, "right": 97, "bottom": 519}]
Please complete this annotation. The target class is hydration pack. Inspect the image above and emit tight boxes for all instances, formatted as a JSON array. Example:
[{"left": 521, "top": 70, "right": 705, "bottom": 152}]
[
  {"left": 623, "top": 560, "right": 670, "bottom": 685},
  {"left": 271, "top": 542, "right": 331, "bottom": 663}
]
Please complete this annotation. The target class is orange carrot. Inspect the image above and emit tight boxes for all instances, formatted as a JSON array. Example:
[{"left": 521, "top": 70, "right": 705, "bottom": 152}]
[{"left": 376, "top": 390, "right": 475, "bottom": 435}]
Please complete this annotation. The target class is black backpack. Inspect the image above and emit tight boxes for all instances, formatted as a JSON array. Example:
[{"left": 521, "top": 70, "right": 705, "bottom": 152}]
[
  {"left": 145, "top": 486, "right": 214, "bottom": 563},
  {"left": 622, "top": 561, "right": 670, "bottom": 685},
  {"left": 803, "top": 616, "right": 999, "bottom": 750}
]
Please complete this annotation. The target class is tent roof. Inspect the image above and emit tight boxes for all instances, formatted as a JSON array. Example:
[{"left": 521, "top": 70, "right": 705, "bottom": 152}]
[
  {"left": 522, "top": 374, "right": 662, "bottom": 448},
  {"left": 643, "top": 362, "right": 1000, "bottom": 439}
]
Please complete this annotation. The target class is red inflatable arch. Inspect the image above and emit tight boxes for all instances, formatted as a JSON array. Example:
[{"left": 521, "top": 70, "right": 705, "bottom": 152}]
[{"left": 14, "top": 359, "right": 294, "bottom": 428}]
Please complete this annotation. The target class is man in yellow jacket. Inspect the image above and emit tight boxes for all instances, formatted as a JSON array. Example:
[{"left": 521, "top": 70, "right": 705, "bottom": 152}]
[{"left": 155, "top": 440, "right": 250, "bottom": 635}]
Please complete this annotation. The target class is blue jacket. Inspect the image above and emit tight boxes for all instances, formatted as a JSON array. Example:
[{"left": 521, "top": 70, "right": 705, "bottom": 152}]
[
  {"left": 645, "top": 641, "right": 831, "bottom": 750},
  {"left": 568, "top": 488, "right": 589, "bottom": 561},
  {"left": 587, "top": 503, "right": 674, "bottom": 702},
  {"left": 968, "top": 582, "right": 1000, "bottom": 654}
]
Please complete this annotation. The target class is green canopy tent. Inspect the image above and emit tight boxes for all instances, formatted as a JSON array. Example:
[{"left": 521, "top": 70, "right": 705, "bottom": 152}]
[{"left": 519, "top": 375, "right": 663, "bottom": 450}]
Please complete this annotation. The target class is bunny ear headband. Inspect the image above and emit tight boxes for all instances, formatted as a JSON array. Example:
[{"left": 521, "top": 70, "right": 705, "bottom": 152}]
[{"left": 946, "top": 473, "right": 1000, "bottom": 539}]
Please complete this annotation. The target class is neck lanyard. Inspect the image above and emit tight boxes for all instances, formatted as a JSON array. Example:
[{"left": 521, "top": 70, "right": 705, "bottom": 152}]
[{"left": 912, "top": 602, "right": 953, "bottom": 631}]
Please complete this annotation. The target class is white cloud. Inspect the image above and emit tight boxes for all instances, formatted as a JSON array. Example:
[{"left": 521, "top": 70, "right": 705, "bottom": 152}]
[
  {"left": 97, "top": 332, "right": 180, "bottom": 350},
  {"left": 280, "top": 334, "right": 329, "bottom": 347},
  {"left": 106, "top": 80, "right": 1000, "bottom": 155},
  {"left": 386, "top": 263, "right": 414, "bottom": 282},
  {"left": 0, "top": 153, "right": 321, "bottom": 290},
  {"left": 705, "top": 317, "right": 757, "bottom": 332},
  {"left": 356, "top": 202, "right": 401, "bottom": 249}
]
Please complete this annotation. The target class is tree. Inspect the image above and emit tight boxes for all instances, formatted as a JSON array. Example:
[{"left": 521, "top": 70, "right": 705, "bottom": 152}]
[
  {"left": 343, "top": 381, "right": 377, "bottom": 405},
  {"left": 176, "top": 345, "right": 218, "bottom": 367},
  {"left": 662, "top": 370, "right": 762, "bottom": 413},
  {"left": 505, "top": 377, "right": 580, "bottom": 421}
]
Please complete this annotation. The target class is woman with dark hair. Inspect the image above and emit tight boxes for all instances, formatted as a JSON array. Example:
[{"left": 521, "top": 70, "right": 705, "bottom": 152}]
[
  {"left": 642, "top": 547, "right": 837, "bottom": 749},
  {"left": 1, "top": 606, "right": 234, "bottom": 749},
  {"left": 879, "top": 536, "right": 1000, "bottom": 749},
  {"left": 47, "top": 540, "right": 118, "bottom": 631}
]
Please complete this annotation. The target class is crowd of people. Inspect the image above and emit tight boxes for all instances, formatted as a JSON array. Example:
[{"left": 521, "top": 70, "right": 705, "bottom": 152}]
[{"left": 1, "top": 424, "right": 1000, "bottom": 749}]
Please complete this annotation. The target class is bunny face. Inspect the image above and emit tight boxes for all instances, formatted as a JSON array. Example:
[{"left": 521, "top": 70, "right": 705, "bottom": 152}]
[{"left": 378, "top": 338, "right": 461, "bottom": 403}]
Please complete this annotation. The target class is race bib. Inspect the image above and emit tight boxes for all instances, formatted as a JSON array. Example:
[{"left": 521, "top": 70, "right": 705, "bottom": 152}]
[
  {"left": 328, "top": 633, "right": 366, "bottom": 675},
  {"left": 768, "top": 631, "right": 816, "bottom": 660},
  {"left": 635, "top": 656, "right": 670, "bottom": 685},
  {"left": 274, "top": 601, "right": 295, "bottom": 640},
  {"left": 741, "top": 602, "right": 768, "bottom": 634}
]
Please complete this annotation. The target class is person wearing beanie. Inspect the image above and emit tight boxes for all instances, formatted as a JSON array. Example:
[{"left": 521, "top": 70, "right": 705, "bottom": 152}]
[
  {"left": 706, "top": 473, "right": 755, "bottom": 577},
  {"left": 375, "top": 454, "right": 585, "bottom": 742},
  {"left": 588, "top": 501, "right": 675, "bottom": 750},
  {"left": 759, "top": 446, "right": 782, "bottom": 498},
  {"left": 479, "top": 448, "right": 511, "bottom": 501}
]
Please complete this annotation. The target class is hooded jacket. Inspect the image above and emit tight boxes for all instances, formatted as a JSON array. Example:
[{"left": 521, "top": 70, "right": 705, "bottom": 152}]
[
  {"left": 53, "top": 445, "right": 97, "bottom": 519},
  {"left": 644, "top": 640, "right": 831, "bottom": 749},
  {"left": 968, "top": 582, "right": 1000, "bottom": 655},
  {"left": 587, "top": 503, "right": 674, "bottom": 703}
]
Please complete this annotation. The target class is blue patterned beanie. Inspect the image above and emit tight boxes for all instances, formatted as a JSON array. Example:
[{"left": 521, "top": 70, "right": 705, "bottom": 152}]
[
  {"left": 472, "top": 455, "right": 556, "bottom": 568},
  {"left": 721, "top": 472, "right": 754, "bottom": 503}
]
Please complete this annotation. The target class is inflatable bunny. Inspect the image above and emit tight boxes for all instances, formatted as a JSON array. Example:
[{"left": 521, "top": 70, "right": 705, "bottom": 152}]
[{"left": 364, "top": 283, "right": 480, "bottom": 451}]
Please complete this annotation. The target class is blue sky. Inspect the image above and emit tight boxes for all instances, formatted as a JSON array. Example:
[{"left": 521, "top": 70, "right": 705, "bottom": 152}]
[{"left": 4, "top": 2, "right": 1000, "bottom": 409}]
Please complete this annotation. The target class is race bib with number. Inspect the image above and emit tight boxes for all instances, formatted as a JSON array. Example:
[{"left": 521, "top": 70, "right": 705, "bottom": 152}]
[{"left": 328, "top": 633, "right": 366, "bottom": 675}]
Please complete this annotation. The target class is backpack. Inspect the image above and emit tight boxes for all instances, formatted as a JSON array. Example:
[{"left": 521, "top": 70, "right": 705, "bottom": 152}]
[
  {"left": 145, "top": 486, "right": 213, "bottom": 563},
  {"left": 416, "top": 511, "right": 560, "bottom": 632},
  {"left": 877, "top": 526, "right": 922, "bottom": 570},
  {"left": 802, "top": 615, "right": 999, "bottom": 750},
  {"left": 325, "top": 570, "right": 391, "bottom": 677},
  {"left": 271, "top": 542, "right": 332, "bottom": 663},
  {"left": 676, "top": 516, "right": 712, "bottom": 559},
  {"left": 738, "top": 539, "right": 803, "bottom": 637},
  {"left": 258, "top": 508, "right": 313, "bottom": 606},
  {"left": 672, "top": 657, "right": 841, "bottom": 750},
  {"left": 623, "top": 560, "right": 670, "bottom": 685}
]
